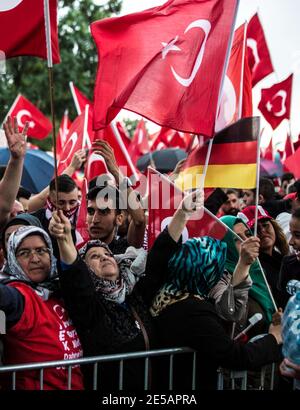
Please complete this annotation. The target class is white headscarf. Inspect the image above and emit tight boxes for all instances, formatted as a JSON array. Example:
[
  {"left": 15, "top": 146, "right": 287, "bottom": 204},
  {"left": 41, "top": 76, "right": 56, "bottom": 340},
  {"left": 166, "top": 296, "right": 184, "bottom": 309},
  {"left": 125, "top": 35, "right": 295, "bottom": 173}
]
[{"left": 5, "top": 226, "right": 58, "bottom": 300}]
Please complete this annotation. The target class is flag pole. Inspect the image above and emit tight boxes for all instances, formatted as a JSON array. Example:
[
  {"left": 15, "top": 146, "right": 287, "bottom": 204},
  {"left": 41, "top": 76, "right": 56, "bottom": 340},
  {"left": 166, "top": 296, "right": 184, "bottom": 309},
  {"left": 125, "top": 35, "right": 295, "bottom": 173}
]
[
  {"left": 237, "top": 21, "right": 248, "bottom": 120},
  {"left": 44, "top": 0, "right": 58, "bottom": 205},
  {"left": 201, "top": 0, "right": 240, "bottom": 183},
  {"left": 69, "top": 81, "right": 82, "bottom": 116},
  {"left": 288, "top": 120, "right": 295, "bottom": 154},
  {"left": 253, "top": 122, "right": 262, "bottom": 237},
  {"left": 82, "top": 105, "right": 91, "bottom": 149},
  {"left": 149, "top": 166, "right": 278, "bottom": 311}
]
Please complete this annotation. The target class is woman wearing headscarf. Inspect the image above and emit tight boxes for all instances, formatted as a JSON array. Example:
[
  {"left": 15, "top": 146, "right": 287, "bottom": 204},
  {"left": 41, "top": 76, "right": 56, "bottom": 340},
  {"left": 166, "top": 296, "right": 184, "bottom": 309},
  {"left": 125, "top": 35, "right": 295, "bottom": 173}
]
[
  {"left": 220, "top": 215, "right": 276, "bottom": 334},
  {"left": 148, "top": 191, "right": 282, "bottom": 390},
  {"left": 238, "top": 205, "right": 289, "bottom": 310},
  {"left": 49, "top": 210, "right": 163, "bottom": 390},
  {"left": 0, "top": 226, "right": 83, "bottom": 390}
]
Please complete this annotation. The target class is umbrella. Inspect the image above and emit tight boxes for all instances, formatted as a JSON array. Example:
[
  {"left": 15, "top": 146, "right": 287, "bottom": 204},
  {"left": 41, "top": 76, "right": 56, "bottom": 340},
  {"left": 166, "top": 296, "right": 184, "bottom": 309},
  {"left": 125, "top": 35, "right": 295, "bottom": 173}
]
[
  {"left": 137, "top": 148, "right": 187, "bottom": 173},
  {"left": 0, "top": 148, "right": 54, "bottom": 194},
  {"left": 260, "top": 158, "right": 283, "bottom": 178}
]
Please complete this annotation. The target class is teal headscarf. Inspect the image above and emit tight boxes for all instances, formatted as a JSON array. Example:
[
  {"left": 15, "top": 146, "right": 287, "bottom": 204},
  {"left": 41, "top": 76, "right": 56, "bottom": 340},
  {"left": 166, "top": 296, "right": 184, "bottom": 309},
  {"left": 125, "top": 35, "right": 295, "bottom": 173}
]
[
  {"left": 151, "top": 236, "right": 227, "bottom": 316},
  {"left": 220, "top": 215, "right": 275, "bottom": 323}
]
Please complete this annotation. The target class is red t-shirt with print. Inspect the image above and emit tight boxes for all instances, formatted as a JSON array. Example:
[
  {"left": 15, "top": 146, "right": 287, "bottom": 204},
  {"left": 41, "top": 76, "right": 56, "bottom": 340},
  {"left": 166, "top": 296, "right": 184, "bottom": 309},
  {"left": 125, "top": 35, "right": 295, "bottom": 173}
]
[{"left": 3, "top": 282, "right": 83, "bottom": 390}]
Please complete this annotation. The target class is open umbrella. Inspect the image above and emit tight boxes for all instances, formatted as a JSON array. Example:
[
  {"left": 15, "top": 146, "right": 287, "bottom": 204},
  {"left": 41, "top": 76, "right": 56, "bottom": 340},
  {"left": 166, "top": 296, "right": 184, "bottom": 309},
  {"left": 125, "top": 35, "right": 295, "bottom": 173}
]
[
  {"left": 0, "top": 148, "right": 54, "bottom": 194},
  {"left": 260, "top": 158, "right": 283, "bottom": 178},
  {"left": 137, "top": 148, "right": 187, "bottom": 173}
]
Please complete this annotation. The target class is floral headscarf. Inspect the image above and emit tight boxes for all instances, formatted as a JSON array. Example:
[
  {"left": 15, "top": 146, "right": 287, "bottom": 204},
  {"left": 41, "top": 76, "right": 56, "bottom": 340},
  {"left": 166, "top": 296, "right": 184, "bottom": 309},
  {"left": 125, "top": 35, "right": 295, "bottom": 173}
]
[
  {"left": 151, "top": 236, "right": 227, "bottom": 316},
  {"left": 79, "top": 240, "right": 147, "bottom": 304},
  {"left": 4, "top": 226, "right": 58, "bottom": 300}
]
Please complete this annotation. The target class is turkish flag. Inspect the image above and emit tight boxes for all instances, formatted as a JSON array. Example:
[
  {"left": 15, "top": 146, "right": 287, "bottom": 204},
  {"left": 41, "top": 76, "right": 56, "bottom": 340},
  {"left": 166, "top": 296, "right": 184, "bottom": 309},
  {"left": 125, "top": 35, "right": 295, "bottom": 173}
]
[
  {"left": 0, "top": 0, "right": 59, "bottom": 63},
  {"left": 147, "top": 168, "right": 226, "bottom": 249},
  {"left": 70, "top": 82, "right": 93, "bottom": 115},
  {"left": 284, "top": 146, "right": 300, "bottom": 179},
  {"left": 91, "top": 0, "right": 238, "bottom": 137},
  {"left": 58, "top": 110, "right": 89, "bottom": 174},
  {"left": 216, "top": 23, "right": 252, "bottom": 132},
  {"left": 56, "top": 110, "right": 71, "bottom": 159},
  {"left": 150, "top": 127, "right": 173, "bottom": 151},
  {"left": 8, "top": 94, "right": 52, "bottom": 139},
  {"left": 116, "top": 121, "right": 131, "bottom": 151},
  {"left": 258, "top": 74, "right": 293, "bottom": 130},
  {"left": 247, "top": 13, "right": 274, "bottom": 86},
  {"left": 128, "top": 119, "right": 150, "bottom": 165},
  {"left": 85, "top": 151, "right": 108, "bottom": 183}
]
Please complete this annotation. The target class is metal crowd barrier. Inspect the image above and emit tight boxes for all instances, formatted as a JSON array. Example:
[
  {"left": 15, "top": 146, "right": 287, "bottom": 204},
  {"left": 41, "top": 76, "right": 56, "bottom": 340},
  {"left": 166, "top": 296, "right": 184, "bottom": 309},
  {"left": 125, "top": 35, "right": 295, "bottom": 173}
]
[
  {"left": 0, "top": 347, "right": 197, "bottom": 391},
  {"left": 0, "top": 346, "right": 278, "bottom": 391},
  {"left": 217, "top": 363, "right": 276, "bottom": 390}
]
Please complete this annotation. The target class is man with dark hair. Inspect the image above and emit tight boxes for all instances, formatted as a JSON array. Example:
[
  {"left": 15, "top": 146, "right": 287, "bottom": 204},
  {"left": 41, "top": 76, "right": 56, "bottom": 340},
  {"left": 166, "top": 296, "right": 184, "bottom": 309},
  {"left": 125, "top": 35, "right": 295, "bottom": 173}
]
[
  {"left": 16, "top": 186, "right": 31, "bottom": 212},
  {"left": 32, "top": 174, "right": 80, "bottom": 256},
  {"left": 242, "top": 177, "right": 292, "bottom": 218},
  {"left": 219, "top": 188, "right": 240, "bottom": 216},
  {"left": 86, "top": 140, "right": 146, "bottom": 254},
  {"left": 281, "top": 172, "right": 295, "bottom": 196}
]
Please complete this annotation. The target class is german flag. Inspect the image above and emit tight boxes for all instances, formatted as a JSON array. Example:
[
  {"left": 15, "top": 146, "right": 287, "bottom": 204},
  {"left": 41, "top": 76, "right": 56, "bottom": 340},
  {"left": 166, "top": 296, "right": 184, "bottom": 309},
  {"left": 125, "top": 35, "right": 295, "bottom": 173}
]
[{"left": 176, "top": 117, "right": 260, "bottom": 190}]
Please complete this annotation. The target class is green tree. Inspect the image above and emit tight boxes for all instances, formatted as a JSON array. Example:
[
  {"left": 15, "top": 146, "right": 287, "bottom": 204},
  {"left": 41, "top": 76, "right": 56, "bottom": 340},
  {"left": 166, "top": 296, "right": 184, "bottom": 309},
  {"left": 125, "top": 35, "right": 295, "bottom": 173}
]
[{"left": 0, "top": 0, "right": 122, "bottom": 151}]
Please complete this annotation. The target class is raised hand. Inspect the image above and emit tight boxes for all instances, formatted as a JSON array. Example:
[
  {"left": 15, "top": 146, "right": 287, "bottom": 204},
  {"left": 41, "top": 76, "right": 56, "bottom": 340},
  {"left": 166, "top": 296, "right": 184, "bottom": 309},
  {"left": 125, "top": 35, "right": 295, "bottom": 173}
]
[
  {"left": 49, "top": 210, "right": 72, "bottom": 241},
  {"left": 70, "top": 149, "right": 87, "bottom": 171},
  {"left": 92, "top": 139, "right": 119, "bottom": 179},
  {"left": 239, "top": 237, "right": 260, "bottom": 265},
  {"left": 181, "top": 189, "right": 204, "bottom": 216},
  {"left": 3, "top": 116, "right": 28, "bottom": 160}
]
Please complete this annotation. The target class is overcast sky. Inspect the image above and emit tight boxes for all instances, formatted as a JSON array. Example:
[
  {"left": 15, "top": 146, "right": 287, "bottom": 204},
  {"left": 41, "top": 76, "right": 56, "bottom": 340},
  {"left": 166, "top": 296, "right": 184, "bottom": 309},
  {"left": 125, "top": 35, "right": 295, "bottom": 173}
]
[{"left": 117, "top": 0, "right": 300, "bottom": 147}]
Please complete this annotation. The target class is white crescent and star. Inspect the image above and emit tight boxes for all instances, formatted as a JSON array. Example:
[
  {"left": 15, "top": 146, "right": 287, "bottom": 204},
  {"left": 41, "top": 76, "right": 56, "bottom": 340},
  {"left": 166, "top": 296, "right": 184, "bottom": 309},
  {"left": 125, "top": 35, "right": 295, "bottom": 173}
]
[
  {"left": 0, "top": 0, "right": 23, "bottom": 12},
  {"left": 59, "top": 132, "right": 78, "bottom": 164},
  {"left": 16, "top": 110, "right": 35, "bottom": 129},
  {"left": 246, "top": 38, "right": 260, "bottom": 72},
  {"left": 161, "top": 19, "right": 211, "bottom": 88},
  {"left": 266, "top": 90, "right": 287, "bottom": 117}
]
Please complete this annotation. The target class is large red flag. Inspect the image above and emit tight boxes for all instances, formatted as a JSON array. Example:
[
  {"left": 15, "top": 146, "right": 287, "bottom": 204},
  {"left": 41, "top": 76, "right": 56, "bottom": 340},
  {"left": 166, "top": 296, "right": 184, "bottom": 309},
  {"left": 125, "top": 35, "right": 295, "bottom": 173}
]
[
  {"left": 147, "top": 168, "right": 226, "bottom": 249},
  {"left": 258, "top": 74, "right": 293, "bottom": 130},
  {"left": 69, "top": 82, "right": 93, "bottom": 115},
  {"left": 246, "top": 13, "right": 273, "bottom": 86},
  {"left": 7, "top": 94, "right": 52, "bottom": 139},
  {"left": 91, "top": 0, "right": 238, "bottom": 137},
  {"left": 0, "top": 0, "right": 59, "bottom": 63}
]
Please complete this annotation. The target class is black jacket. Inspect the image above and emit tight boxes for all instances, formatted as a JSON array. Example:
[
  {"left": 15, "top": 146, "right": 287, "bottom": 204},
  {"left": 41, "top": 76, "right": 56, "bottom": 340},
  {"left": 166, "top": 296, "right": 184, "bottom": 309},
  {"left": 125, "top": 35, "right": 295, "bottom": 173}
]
[
  {"left": 58, "top": 230, "right": 178, "bottom": 390},
  {"left": 149, "top": 230, "right": 282, "bottom": 390}
]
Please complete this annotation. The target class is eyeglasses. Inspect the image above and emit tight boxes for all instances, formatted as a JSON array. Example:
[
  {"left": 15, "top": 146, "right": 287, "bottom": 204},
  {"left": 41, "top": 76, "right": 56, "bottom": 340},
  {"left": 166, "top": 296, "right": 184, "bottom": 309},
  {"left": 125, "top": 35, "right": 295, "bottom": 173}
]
[{"left": 16, "top": 247, "right": 50, "bottom": 260}]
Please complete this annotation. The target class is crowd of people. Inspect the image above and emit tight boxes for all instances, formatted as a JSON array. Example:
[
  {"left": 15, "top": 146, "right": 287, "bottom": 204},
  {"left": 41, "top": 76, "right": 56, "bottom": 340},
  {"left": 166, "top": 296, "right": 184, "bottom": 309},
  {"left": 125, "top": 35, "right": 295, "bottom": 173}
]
[{"left": 0, "top": 116, "right": 300, "bottom": 390}]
